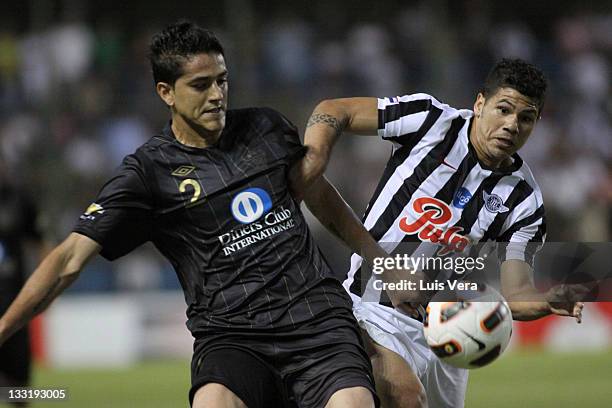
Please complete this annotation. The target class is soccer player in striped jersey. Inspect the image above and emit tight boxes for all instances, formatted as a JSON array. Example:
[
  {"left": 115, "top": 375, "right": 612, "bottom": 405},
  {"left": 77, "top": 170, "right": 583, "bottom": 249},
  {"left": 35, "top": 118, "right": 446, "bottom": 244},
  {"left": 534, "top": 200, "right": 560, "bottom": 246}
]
[{"left": 293, "top": 59, "right": 585, "bottom": 408}]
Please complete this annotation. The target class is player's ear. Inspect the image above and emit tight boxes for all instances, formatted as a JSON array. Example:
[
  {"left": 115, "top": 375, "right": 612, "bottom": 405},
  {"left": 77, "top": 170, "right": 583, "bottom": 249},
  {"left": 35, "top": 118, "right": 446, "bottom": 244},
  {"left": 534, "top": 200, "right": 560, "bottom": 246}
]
[
  {"left": 473, "top": 93, "right": 486, "bottom": 118},
  {"left": 156, "top": 82, "right": 175, "bottom": 107}
]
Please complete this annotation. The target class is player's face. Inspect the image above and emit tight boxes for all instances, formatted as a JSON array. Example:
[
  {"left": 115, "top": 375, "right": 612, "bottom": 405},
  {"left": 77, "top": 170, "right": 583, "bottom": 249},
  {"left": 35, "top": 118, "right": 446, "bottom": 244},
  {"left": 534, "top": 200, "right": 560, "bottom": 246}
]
[
  {"left": 471, "top": 87, "right": 539, "bottom": 167},
  {"left": 161, "top": 52, "right": 228, "bottom": 140}
]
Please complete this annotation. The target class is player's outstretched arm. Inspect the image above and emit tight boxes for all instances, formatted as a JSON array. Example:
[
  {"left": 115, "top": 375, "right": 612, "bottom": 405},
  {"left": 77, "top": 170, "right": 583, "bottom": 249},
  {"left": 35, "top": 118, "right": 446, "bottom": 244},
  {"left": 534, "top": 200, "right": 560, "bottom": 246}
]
[
  {"left": 0, "top": 233, "right": 101, "bottom": 346},
  {"left": 500, "top": 259, "right": 584, "bottom": 322},
  {"left": 291, "top": 98, "right": 378, "bottom": 201},
  {"left": 302, "top": 175, "right": 385, "bottom": 261},
  {"left": 302, "top": 175, "right": 422, "bottom": 311}
]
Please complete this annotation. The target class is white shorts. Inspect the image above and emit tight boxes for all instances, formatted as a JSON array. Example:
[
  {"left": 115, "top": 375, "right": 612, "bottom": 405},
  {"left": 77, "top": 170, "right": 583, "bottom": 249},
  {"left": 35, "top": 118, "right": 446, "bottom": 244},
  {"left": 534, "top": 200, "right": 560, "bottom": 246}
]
[{"left": 351, "top": 294, "right": 469, "bottom": 408}]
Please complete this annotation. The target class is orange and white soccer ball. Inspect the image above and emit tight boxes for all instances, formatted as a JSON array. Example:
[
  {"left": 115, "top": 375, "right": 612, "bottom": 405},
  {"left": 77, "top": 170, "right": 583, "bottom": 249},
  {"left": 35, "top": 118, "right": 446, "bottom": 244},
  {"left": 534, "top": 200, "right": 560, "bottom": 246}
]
[{"left": 423, "top": 286, "right": 512, "bottom": 369}]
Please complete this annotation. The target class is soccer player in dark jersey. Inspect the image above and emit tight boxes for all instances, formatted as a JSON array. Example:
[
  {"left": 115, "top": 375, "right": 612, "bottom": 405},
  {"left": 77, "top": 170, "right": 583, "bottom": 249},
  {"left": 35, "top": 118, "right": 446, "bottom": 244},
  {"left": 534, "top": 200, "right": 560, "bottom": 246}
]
[
  {"left": 0, "top": 159, "right": 47, "bottom": 406},
  {"left": 292, "top": 59, "right": 586, "bottom": 408},
  {"left": 0, "top": 21, "right": 405, "bottom": 408}
]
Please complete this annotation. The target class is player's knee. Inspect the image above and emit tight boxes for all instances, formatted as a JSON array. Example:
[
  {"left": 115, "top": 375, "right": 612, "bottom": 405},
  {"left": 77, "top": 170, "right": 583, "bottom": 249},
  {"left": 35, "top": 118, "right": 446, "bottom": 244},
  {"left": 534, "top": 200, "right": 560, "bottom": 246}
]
[
  {"left": 325, "top": 386, "right": 375, "bottom": 408},
  {"left": 403, "top": 383, "right": 428, "bottom": 408},
  {"left": 379, "top": 375, "right": 427, "bottom": 408},
  {"left": 371, "top": 355, "right": 427, "bottom": 408},
  {"left": 192, "top": 383, "right": 247, "bottom": 408}
]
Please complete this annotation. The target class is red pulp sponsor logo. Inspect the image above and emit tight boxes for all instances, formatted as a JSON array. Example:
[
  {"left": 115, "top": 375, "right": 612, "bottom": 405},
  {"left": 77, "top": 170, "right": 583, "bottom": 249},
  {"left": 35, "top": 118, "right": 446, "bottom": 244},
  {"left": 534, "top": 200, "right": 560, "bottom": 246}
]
[{"left": 399, "top": 197, "right": 470, "bottom": 255}]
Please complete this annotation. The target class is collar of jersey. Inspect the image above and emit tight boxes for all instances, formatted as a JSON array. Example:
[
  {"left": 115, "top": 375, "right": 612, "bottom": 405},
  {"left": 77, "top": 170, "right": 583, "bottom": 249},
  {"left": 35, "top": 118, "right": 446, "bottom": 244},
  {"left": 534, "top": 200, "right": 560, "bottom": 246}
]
[{"left": 160, "top": 120, "right": 226, "bottom": 152}]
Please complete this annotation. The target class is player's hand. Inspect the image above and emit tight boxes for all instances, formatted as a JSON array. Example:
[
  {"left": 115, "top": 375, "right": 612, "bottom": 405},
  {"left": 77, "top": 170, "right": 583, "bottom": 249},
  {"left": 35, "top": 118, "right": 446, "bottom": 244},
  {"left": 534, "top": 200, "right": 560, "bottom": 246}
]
[
  {"left": 381, "top": 267, "right": 426, "bottom": 318},
  {"left": 289, "top": 147, "right": 327, "bottom": 202},
  {"left": 549, "top": 301, "right": 584, "bottom": 323},
  {"left": 546, "top": 283, "right": 589, "bottom": 323},
  {"left": 394, "top": 302, "right": 423, "bottom": 319}
]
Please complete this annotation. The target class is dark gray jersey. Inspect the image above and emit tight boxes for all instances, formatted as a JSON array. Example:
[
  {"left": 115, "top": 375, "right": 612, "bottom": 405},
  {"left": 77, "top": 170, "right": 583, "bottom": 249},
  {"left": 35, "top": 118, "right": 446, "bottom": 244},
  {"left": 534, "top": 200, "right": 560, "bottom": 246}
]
[{"left": 74, "top": 108, "right": 352, "bottom": 335}]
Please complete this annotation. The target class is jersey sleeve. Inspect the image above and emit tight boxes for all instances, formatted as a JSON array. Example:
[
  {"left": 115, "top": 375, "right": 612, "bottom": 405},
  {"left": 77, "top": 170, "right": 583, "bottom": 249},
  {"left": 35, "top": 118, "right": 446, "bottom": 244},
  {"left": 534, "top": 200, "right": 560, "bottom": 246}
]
[
  {"left": 73, "top": 154, "right": 154, "bottom": 261},
  {"left": 496, "top": 205, "right": 546, "bottom": 268},
  {"left": 377, "top": 93, "right": 440, "bottom": 144},
  {"left": 262, "top": 107, "right": 306, "bottom": 165}
]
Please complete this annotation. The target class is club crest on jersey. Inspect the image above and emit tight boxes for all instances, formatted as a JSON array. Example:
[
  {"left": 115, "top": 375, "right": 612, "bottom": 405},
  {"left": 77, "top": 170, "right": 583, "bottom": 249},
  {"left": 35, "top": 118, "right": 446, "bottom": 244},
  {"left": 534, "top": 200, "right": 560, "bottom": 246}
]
[
  {"left": 398, "top": 197, "right": 470, "bottom": 255},
  {"left": 231, "top": 188, "right": 273, "bottom": 224},
  {"left": 452, "top": 187, "right": 472, "bottom": 209},
  {"left": 172, "top": 165, "right": 196, "bottom": 177},
  {"left": 483, "top": 191, "right": 509, "bottom": 214}
]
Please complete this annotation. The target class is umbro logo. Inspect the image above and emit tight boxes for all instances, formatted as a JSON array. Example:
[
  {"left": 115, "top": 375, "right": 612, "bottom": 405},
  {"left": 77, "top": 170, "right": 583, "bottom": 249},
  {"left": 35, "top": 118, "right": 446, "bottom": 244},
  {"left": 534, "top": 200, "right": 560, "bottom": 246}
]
[
  {"left": 172, "top": 165, "right": 196, "bottom": 177},
  {"left": 80, "top": 202, "right": 105, "bottom": 221},
  {"left": 84, "top": 203, "right": 105, "bottom": 216}
]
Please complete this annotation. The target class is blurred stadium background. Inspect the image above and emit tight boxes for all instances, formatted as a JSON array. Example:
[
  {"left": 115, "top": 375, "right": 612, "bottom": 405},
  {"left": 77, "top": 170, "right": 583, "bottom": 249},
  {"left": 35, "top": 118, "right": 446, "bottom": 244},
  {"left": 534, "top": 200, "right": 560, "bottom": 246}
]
[{"left": 1, "top": 0, "right": 610, "bottom": 406}]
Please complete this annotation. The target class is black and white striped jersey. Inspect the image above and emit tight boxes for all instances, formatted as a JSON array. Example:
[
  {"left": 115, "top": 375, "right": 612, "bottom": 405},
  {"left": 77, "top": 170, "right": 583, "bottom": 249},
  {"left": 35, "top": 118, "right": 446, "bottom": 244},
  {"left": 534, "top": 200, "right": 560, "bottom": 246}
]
[
  {"left": 344, "top": 93, "right": 546, "bottom": 302},
  {"left": 74, "top": 108, "right": 353, "bottom": 335}
]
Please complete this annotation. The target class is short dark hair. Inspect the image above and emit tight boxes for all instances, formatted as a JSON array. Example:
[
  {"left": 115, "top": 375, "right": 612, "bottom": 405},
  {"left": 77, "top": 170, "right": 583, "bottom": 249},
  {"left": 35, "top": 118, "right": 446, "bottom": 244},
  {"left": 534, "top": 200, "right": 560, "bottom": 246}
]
[
  {"left": 482, "top": 58, "right": 547, "bottom": 113},
  {"left": 148, "top": 20, "right": 225, "bottom": 86}
]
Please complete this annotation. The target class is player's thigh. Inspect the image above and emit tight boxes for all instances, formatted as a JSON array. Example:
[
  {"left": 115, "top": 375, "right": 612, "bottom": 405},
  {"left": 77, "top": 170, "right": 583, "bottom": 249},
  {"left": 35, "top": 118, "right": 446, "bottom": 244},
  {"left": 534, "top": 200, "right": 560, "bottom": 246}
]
[
  {"left": 284, "top": 326, "right": 379, "bottom": 408},
  {"left": 326, "top": 386, "right": 375, "bottom": 408},
  {"left": 366, "top": 331, "right": 428, "bottom": 408},
  {"left": 192, "top": 383, "right": 246, "bottom": 408},
  {"left": 189, "top": 347, "right": 283, "bottom": 408},
  {"left": 291, "top": 361, "right": 378, "bottom": 408}
]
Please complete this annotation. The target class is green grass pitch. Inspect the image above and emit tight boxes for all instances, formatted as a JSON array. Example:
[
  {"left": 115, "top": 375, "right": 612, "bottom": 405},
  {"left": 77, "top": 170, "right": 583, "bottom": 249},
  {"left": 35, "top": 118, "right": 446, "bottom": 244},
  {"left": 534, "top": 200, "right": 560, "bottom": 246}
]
[{"left": 3, "top": 350, "right": 610, "bottom": 407}]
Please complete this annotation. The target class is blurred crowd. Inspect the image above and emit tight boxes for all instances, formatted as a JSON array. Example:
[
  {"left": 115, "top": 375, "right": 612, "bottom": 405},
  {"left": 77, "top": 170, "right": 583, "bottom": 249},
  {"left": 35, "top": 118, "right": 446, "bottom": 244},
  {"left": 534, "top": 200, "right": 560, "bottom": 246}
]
[{"left": 0, "top": 0, "right": 610, "bottom": 292}]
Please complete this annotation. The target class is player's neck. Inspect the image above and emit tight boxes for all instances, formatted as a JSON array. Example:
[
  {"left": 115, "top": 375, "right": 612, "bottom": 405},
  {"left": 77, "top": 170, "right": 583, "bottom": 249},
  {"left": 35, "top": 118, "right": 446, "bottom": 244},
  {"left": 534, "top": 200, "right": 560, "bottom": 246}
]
[
  {"left": 469, "top": 123, "right": 511, "bottom": 169},
  {"left": 171, "top": 115, "right": 222, "bottom": 148},
  {"left": 471, "top": 140, "right": 502, "bottom": 168}
]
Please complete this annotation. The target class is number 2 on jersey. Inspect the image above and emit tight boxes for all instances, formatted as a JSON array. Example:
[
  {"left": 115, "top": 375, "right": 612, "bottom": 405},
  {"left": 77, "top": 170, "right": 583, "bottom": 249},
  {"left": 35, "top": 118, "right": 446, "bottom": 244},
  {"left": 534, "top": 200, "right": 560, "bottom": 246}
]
[{"left": 179, "top": 179, "right": 201, "bottom": 203}]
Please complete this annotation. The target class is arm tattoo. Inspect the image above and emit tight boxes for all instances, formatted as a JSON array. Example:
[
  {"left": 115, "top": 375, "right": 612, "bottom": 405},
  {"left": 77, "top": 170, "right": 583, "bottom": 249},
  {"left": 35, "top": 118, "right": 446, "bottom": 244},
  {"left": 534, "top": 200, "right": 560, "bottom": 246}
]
[
  {"left": 33, "top": 278, "right": 61, "bottom": 314},
  {"left": 306, "top": 113, "right": 344, "bottom": 138}
]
